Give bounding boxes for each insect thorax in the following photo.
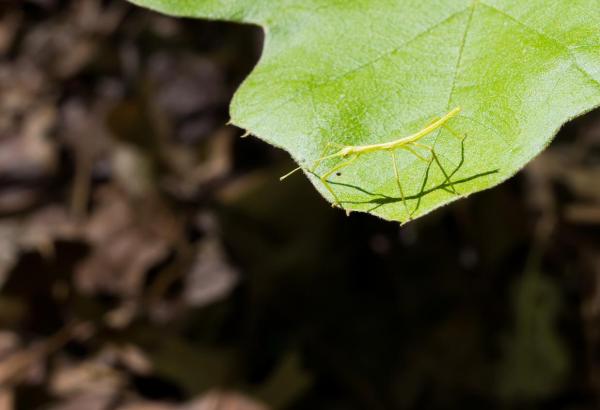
[340,147,354,157]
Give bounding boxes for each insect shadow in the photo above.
[326,136,499,217]
[282,107,498,220]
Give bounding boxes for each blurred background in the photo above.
[0,1,599,409]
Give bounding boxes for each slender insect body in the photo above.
[280,106,464,220]
[340,147,354,157]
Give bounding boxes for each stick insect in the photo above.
[280,106,463,217]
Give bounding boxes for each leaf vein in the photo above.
[248,6,471,127]
[479,2,600,90]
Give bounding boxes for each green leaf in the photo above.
[128,0,600,223]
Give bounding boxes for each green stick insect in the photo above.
[280,106,463,217]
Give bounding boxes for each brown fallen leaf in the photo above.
[0,106,57,214]
[183,391,269,410]
[0,11,21,55]
[49,349,129,398]
[76,186,176,299]
[116,391,270,410]
[117,403,177,410]
[0,388,14,410]
[0,322,92,386]
[45,393,115,410]
[565,204,600,225]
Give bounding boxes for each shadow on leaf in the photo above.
[318,138,499,216]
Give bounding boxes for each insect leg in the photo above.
[400,145,429,163]
[320,154,359,209]
[390,150,411,221]
[312,141,345,171]
[401,144,458,196]
[442,124,466,141]
[280,142,344,181]
[412,142,458,195]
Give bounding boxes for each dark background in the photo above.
[0,1,599,409]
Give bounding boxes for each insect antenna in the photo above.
[280,150,345,181]
[280,166,303,181]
